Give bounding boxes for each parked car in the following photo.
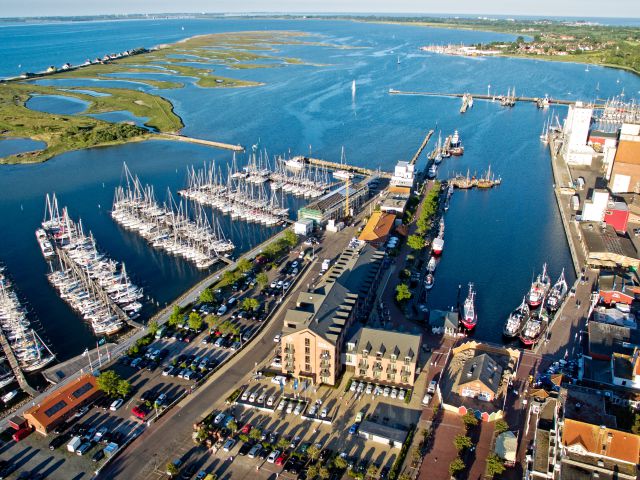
[223,438,236,452]
[48,433,70,450]
[427,380,437,394]
[248,444,262,459]
[267,450,280,463]
[320,407,328,418]
[109,398,124,411]
[76,442,92,456]
[349,423,360,435]
[275,453,288,466]
[266,395,275,406]
[241,423,252,435]
[92,448,105,462]
[214,413,225,425]
[422,394,432,406]
[216,305,227,316]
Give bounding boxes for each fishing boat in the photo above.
[284,157,305,170]
[427,256,437,273]
[439,218,445,237]
[35,228,55,259]
[427,164,438,179]
[432,236,444,255]
[520,311,548,346]
[545,269,568,313]
[461,283,477,330]
[527,263,550,308]
[503,296,529,338]
[424,273,434,290]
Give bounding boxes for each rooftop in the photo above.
[560,385,617,428]
[598,269,640,296]
[561,418,640,465]
[588,320,640,359]
[347,326,421,361]
[580,222,639,269]
[358,211,396,243]
[282,243,384,343]
[615,138,640,166]
[459,353,503,394]
[359,420,407,444]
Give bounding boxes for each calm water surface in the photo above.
[1,19,639,360]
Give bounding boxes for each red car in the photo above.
[240,423,252,435]
[12,426,33,442]
[275,453,287,466]
[131,405,149,419]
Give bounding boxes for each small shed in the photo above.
[8,416,27,431]
[495,430,518,467]
[293,218,314,236]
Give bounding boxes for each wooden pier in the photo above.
[156,133,245,152]
[53,245,143,330]
[292,156,392,178]
[388,89,600,108]
[410,129,435,166]
[0,331,37,396]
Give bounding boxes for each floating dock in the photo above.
[0,331,37,396]
[410,129,435,166]
[293,156,391,178]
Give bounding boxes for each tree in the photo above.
[237,258,252,274]
[227,420,238,435]
[205,314,219,330]
[494,419,509,434]
[486,453,506,477]
[96,370,123,397]
[411,447,422,462]
[307,464,319,479]
[395,283,412,303]
[462,411,479,429]
[277,438,290,450]
[199,288,215,304]
[448,457,465,477]
[166,462,179,477]
[307,444,320,462]
[256,272,269,289]
[242,297,259,312]
[407,234,424,250]
[188,312,203,331]
[398,474,412,480]
[168,305,181,327]
[283,229,298,247]
[317,466,330,480]
[333,456,347,470]
[454,434,473,452]
[116,379,131,398]
[249,427,262,442]
[367,463,379,478]
[147,319,159,336]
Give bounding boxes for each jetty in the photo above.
[410,129,435,165]
[0,332,37,396]
[388,89,601,108]
[157,133,245,152]
[293,156,392,178]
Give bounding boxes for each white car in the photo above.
[350,381,357,392]
[294,403,303,415]
[308,405,317,416]
[390,388,398,399]
[267,395,276,406]
[270,281,277,288]
[427,380,437,394]
[286,402,294,414]
[216,305,227,316]
[283,281,290,290]
[383,386,391,397]
[320,407,328,418]
[267,450,280,464]
[257,393,266,404]
[278,400,287,411]
[214,412,226,424]
[241,390,250,401]
[398,389,406,401]
[357,382,365,393]
[109,398,124,411]
[365,383,373,395]
[273,334,281,343]
[249,392,257,403]
[422,394,432,406]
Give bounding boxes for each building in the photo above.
[578,221,640,269]
[390,161,415,189]
[358,211,396,247]
[562,102,595,166]
[587,320,640,361]
[24,374,100,435]
[344,326,421,387]
[603,200,630,233]
[561,419,640,468]
[293,218,314,236]
[528,398,559,479]
[495,431,518,467]
[297,183,369,226]
[611,349,640,390]
[581,189,609,222]
[280,243,385,385]
[610,124,640,193]
[458,353,503,402]
[358,420,407,448]
[597,270,640,305]
[381,186,411,215]
[429,309,459,336]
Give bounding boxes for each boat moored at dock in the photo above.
[503,296,529,338]
[527,263,551,308]
[461,283,477,330]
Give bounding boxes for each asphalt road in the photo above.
[100,220,366,479]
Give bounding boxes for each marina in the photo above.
[112,164,234,269]
[39,194,143,336]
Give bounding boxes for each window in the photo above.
[305,363,311,372]
[305,355,311,364]
[305,338,310,346]
[404,356,411,365]
[71,382,94,399]
[362,350,368,358]
[305,347,310,354]
[44,400,68,418]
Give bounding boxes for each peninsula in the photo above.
[0,31,313,164]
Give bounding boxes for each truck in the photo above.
[321,259,331,273]
[571,195,580,211]
[67,436,82,453]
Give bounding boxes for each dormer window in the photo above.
[362,350,368,358]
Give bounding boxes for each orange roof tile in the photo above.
[615,140,640,166]
[358,211,395,243]
[562,418,640,464]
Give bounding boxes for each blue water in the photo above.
[1,18,639,361]
[0,137,45,157]
[88,110,151,129]
[26,94,90,115]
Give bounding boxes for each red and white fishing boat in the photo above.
[461,283,477,330]
[527,263,550,308]
[432,236,444,255]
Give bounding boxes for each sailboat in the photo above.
[351,80,356,99]
[333,146,354,180]
[397,55,400,65]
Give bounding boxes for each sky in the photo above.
[4,1,640,18]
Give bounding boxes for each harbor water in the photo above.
[1,18,639,361]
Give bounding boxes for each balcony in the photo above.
[386,366,397,375]
[284,346,295,354]
[320,368,331,377]
[373,363,383,373]
[359,369,368,376]
[358,360,369,369]
[321,352,331,359]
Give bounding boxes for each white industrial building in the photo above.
[390,161,415,188]
[581,189,609,222]
[563,102,595,166]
